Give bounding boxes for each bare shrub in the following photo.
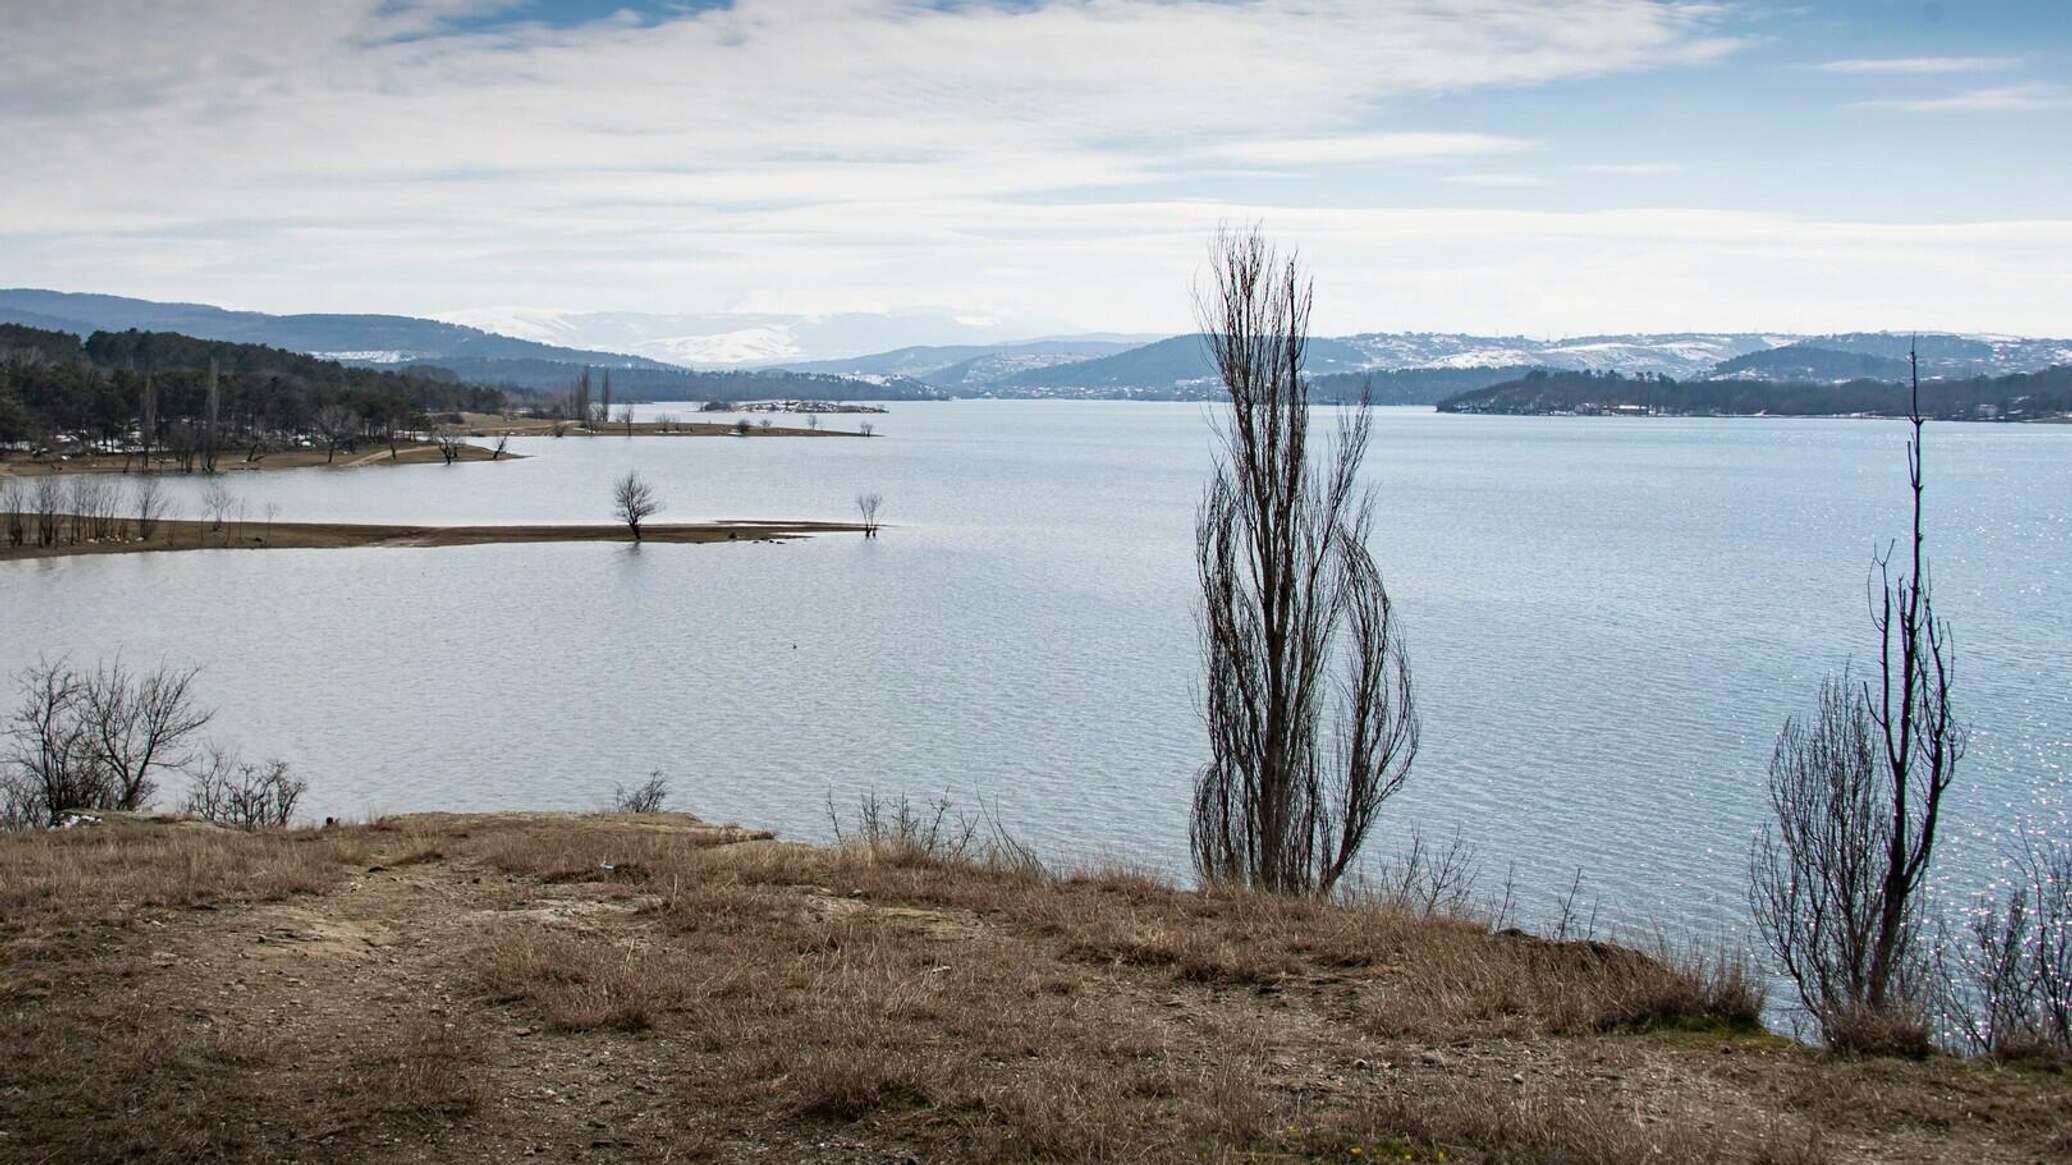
[183,750,307,829]
[827,788,1037,875]
[1937,833,2071,1058]
[611,771,669,814]
[1365,825,1483,917]
[854,491,882,537]
[1191,225,1417,897]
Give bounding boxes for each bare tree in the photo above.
[131,474,167,542]
[1188,226,1418,897]
[600,368,613,429]
[613,470,661,540]
[138,371,158,471]
[1,478,24,547]
[805,413,820,432]
[313,405,359,463]
[436,432,468,465]
[201,357,222,474]
[858,421,875,437]
[619,404,636,436]
[491,434,509,461]
[201,479,235,537]
[734,418,752,437]
[2,659,213,823]
[1751,344,1964,1052]
[855,492,883,538]
[32,474,62,546]
[78,660,214,810]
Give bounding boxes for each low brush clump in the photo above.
[2,810,2065,1164]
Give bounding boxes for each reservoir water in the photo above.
[5,402,2067,938]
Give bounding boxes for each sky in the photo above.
[2,0,2069,338]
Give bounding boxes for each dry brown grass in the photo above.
[0,814,366,929]
[2,812,2064,1164]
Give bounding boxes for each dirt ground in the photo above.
[1,813,2065,1164]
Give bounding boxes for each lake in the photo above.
[5,402,2067,939]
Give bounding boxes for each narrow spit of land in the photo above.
[455,412,865,439]
[0,518,867,561]
[1,812,2064,1164]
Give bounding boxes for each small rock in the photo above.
[1510,1072,1526,1085]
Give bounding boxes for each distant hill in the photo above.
[1308,365,1545,406]
[966,334,1375,399]
[1436,366,2072,421]
[1707,344,1912,383]
[780,339,1141,387]
[425,356,944,402]
[0,289,678,375]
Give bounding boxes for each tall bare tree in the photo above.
[201,357,222,474]
[601,368,613,428]
[613,470,661,540]
[855,492,883,537]
[1751,343,1964,1050]
[1189,227,1418,897]
[138,370,158,471]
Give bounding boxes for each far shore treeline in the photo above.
[0,323,501,453]
[1437,365,2072,421]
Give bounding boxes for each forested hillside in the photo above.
[1436,366,2072,421]
[0,324,500,461]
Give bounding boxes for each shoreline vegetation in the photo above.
[1435,367,2072,422]
[2,808,2064,1164]
[0,439,509,478]
[0,517,867,561]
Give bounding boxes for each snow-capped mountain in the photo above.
[1338,332,1787,379]
[432,307,1114,368]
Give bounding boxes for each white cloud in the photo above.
[1196,133,1537,166]
[10,1,2066,337]
[1573,163,1686,176]
[1852,82,2070,112]
[1442,174,1552,188]
[1810,56,2018,75]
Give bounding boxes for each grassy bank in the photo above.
[2,811,2063,1163]
[0,518,866,561]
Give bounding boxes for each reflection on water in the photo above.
[5,402,2068,937]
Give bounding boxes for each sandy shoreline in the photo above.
[0,518,868,561]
